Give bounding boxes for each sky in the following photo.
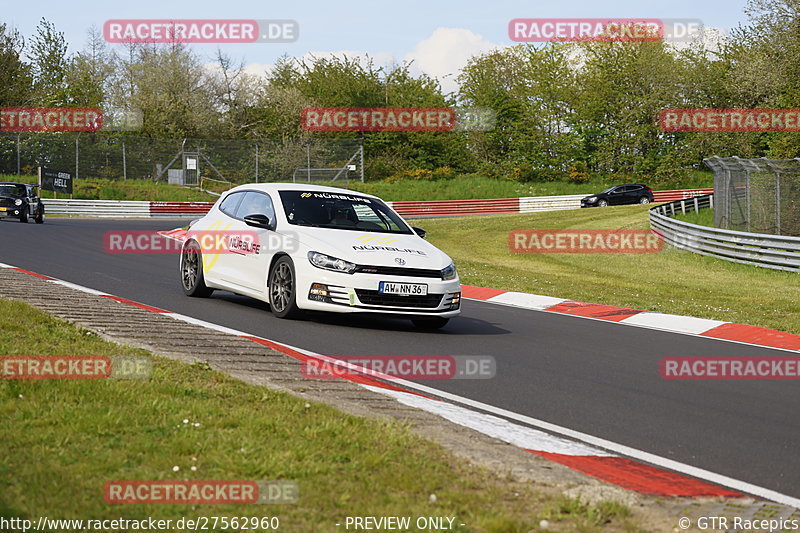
[4,0,752,94]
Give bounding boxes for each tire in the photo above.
[268,256,301,319]
[18,205,27,223]
[598,199,608,207]
[639,196,651,204]
[180,241,214,297]
[34,206,44,224]
[412,317,450,330]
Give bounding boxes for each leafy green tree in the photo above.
[29,18,69,105]
[0,23,33,106]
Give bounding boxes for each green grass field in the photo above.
[419,204,800,335]
[0,299,640,533]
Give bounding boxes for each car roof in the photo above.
[225,182,381,200]
[0,182,29,187]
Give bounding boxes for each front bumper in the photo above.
[295,267,461,317]
[580,199,598,208]
[0,206,22,217]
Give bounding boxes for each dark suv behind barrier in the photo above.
[0,182,45,223]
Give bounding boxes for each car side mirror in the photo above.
[243,214,274,230]
[412,227,427,238]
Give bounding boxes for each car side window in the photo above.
[235,191,275,222]
[627,185,642,192]
[219,192,244,218]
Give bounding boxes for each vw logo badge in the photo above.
[394,257,406,265]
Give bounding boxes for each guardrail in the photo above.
[42,199,152,218]
[650,194,800,272]
[42,188,716,219]
[390,188,714,218]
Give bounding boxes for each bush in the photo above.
[567,162,590,183]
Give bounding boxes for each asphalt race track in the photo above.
[2,218,799,498]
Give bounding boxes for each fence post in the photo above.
[681,200,686,215]
[694,197,698,213]
[745,167,751,232]
[75,133,80,179]
[122,141,127,181]
[775,170,781,235]
[16,133,21,175]
[306,143,311,182]
[359,134,365,182]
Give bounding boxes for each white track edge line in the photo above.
[5,261,800,506]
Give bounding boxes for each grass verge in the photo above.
[420,204,800,335]
[0,299,640,533]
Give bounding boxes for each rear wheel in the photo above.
[18,206,27,223]
[180,241,214,297]
[268,256,301,319]
[412,317,449,330]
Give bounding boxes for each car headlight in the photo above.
[441,262,457,280]
[308,251,357,274]
[586,196,597,203]
[14,199,22,206]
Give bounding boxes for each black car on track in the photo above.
[580,184,654,208]
[0,182,45,223]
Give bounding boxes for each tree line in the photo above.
[1,0,798,186]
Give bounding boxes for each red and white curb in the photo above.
[2,260,799,508]
[461,286,800,352]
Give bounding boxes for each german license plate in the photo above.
[379,282,428,296]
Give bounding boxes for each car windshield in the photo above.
[279,190,413,234]
[0,184,26,196]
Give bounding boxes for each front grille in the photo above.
[355,289,443,308]
[354,265,442,278]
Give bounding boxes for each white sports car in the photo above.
[179,183,461,329]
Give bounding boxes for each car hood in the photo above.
[287,227,453,269]
[0,194,22,200]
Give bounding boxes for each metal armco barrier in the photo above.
[42,188,715,219]
[389,197,520,217]
[650,194,800,272]
[42,199,152,218]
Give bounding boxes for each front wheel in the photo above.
[18,206,28,223]
[597,199,608,207]
[412,317,449,330]
[639,196,651,204]
[34,207,44,224]
[180,241,214,297]
[268,256,301,319]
